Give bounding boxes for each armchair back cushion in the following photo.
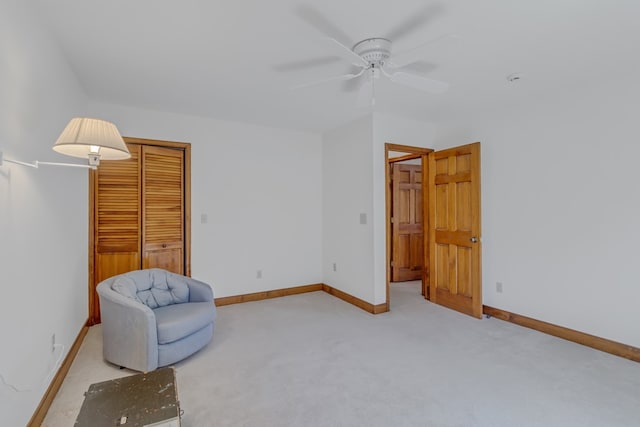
[111,269,191,309]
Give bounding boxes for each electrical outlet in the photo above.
[332,263,337,272]
[51,333,56,353]
[496,282,503,293]
[256,270,262,279]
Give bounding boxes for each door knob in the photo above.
[470,236,478,243]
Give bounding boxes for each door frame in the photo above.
[385,143,433,310]
[88,137,192,325]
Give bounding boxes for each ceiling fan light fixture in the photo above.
[353,38,392,66]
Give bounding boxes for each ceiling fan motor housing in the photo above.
[353,38,392,67]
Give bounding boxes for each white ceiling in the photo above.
[37,0,640,133]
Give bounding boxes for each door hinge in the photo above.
[391,217,394,224]
[390,261,395,267]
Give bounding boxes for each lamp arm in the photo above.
[2,157,38,168]
[36,161,95,169]
[0,151,95,170]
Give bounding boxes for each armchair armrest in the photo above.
[186,277,214,303]
[97,281,159,372]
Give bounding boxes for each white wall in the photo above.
[87,102,323,298]
[435,74,640,347]
[0,1,89,425]
[322,116,375,302]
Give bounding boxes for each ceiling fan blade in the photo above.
[294,5,354,47]
[291,69,365,90]
[386,70,449,94]
[356,76,374,108]
[384,3,444,42]
[273,56,342,72]
[342,65,366,92]
[326,37,369,67]
[293,6,367,67]
[389,34,460,69]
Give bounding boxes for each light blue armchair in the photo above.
[96,269,216,372]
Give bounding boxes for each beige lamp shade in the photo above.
[52,117,130,162]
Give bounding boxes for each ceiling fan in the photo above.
[288,4,456,107]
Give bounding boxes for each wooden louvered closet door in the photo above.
[141,146,184,273]
[92,144,142,324]
[90,139,190,324]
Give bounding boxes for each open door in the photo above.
[428,142,482,318]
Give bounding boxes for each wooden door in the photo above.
[428,142,482,318]
[92,144,142,322]
[391,164,424,282]
[142,146,184,274]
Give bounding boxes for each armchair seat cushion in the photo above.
[155,302,216,345]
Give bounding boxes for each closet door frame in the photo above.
[88,137,191,325]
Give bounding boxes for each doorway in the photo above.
[385,143,432,308]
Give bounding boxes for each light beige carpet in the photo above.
[44,282,640,426]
